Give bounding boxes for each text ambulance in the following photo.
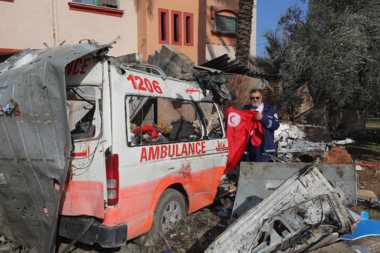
[58,46,229,247]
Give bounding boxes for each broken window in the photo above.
[66,87,100,140]
[127,96,203,146]
[197,102,224,139]
[72,0,118,9]
[213,14,238,34]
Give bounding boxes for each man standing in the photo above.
[242,89,279,162]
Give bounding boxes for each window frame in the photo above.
[158,8,170,44]
[68,0,124,17]
[213,13,238,35]
[171,10,182,46]
[126,96,205,147]
[183,12,194,47]
[72,0,119,9]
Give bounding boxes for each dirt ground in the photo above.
[56,204,232,253]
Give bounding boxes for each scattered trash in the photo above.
[218,224,227,228]
[341,212,380,240]
[357,163,380,167]
[307,232,339,251]
[217,211,228,217]
[348,209,363,223]
[332,138,355,145]
[357,189,378,203]
[356,164,364,171]
[0,235,6,243]
[197,232,206,245]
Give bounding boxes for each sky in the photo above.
[256,0,308,56]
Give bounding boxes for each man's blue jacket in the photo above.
[242,102,280,154]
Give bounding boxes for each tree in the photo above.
[253,0,380,122]
[236,0,254,65]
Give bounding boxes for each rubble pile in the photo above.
[148,44,194,79]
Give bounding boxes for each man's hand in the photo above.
[255,113,263,121]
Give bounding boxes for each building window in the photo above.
[213,14,238,34]
[183,12,194,46]
[171,10,182,45]
[72,0,118,9]
[158,8,169,44]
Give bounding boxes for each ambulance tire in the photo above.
[135,188,186,246]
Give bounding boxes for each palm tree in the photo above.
[235,0,254,65]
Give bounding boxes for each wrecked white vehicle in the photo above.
[207,162,357,253]
[0,41,229,252]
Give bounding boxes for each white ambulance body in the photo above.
[58,53,228,247]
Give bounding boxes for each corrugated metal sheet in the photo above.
[200,54,278,79]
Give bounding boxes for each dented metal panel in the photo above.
[0,42,110,252]
[232,162,356,221]
[207,165,357,253]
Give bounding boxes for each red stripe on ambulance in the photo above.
[140,142,206,162]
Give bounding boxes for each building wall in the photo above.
[204,0,257,61]
[1,0,256,63]
[137,0,200,64]
[0,0,53,50]
[0,0,138,57]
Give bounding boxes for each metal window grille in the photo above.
[72,0,118,9]
[213,14,238,34]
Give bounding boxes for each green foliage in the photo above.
[367,115,380,126]
[253,0,380,117]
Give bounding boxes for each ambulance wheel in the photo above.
[135,188,186,245]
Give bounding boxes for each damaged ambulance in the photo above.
[0,40,228,252]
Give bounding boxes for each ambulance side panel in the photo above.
[106,67,228,239]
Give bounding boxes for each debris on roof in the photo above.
[200,54,278,80]
[148,44,194,79]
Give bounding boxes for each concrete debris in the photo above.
[275,123,331,160]
[116,52,143,64]
[274,123,355,162]
[357,189,378,203]
[148,44,194,79]
[332,138,355,145]
[0,244,12,251]
[277,138,331,160]
[274,123,307,142]
[207,163,357,253]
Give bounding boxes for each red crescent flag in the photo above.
[224,107,263,174]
